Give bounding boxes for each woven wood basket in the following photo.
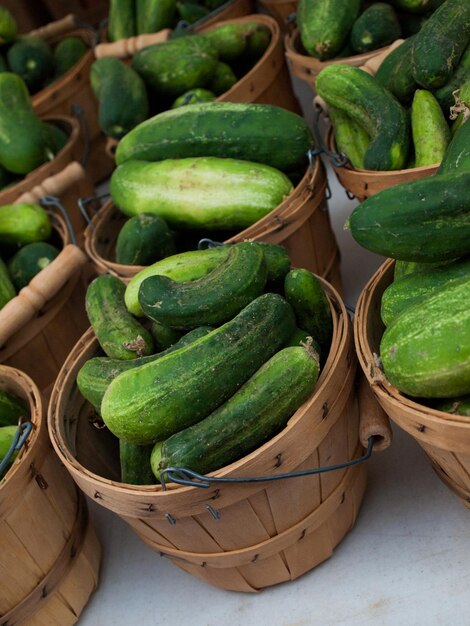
[258,0,297,32]
[83,158,342,292]
[0,210,89,397]
[48,276,391,592]
[0,364,101,625]
[354,259,470,509]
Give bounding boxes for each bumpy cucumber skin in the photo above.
[0,389,27,427]
[438,115,470,174]
[297,0,361,61]
[101,293,296,444]
[350,3,402,54]
[411,90,450,167]
[85,275,154,360]
[202,25,248,61]
[0,204,51,246]
[110,157,293,231]
[138,242,267,329]
[152,345,319,478]
[411,0,470,89]
[0,258,16,309]
[381,277,470,398]
[328,106,369,169]
[136,0,175,34]
[108,0,136,41]
[8,242,59,290]
[349,171,470,262]
[77,327,213,413]
[434,46,470,115]
[115,102,313,174]
[171,88,215,108]
[375,36,417,104]
[119,440,156,484]
[316,63,409,171]
[381,257,470,326]
[115,213,176,266]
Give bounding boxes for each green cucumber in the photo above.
[91,58,149,140]
[328,106,370,170]
[381,257,470,326]
[43,122,68,155]
[150,322,183,350]
[8,242,59,290]
[350,3,401,54]
[390,0,443,12]
[438,112,470,174]
[136,0,176,34]
[108,0,136,41]
[449,81,470,135]
[0,425,18,478]
[411,0,470,89]
[171,88,215,108]
[208,61,237,96]
[85,275,154,360]
[411,90,450,167]
[110,157,293,231]
[434,396,470,417]
[176,2,209,22]
[434,45,470,115]
[0,204,51,246]
[0,6,17,44]
[52,37,87,78]
[7,36,53,93]
[138,242,267,329]
[115,213,176,266]
[375,36,418,104]
[77,326,213,413]
[393,259,453,281]
[202,22,262,62]
[380,277,470,398]
[349,171,470,262]
[0,258,16,309]
[316,63,409,171]
[284,268,333,358]
[152,345,319,478]
[120,440,156,484]
[297,0,361,60]
[101,292,296,444]
[0,389,27,427]
[131,36,218,99]
[115,102,313,174]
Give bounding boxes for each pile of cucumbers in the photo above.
[0,5,87,95]
[0,387,29,480]
[91,21,272,139]
[77,243,333,484]
[0,203,60,309]
[349,113,470,412]
[297,0,447,61]
[315,0,470,171]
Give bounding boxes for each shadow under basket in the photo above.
[354,259,470,509]
[84,158,342,293]
[0,365,101,626]
[48,277,391,592]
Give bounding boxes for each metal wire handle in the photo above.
[71,103,89,167]
[173,0,240,36]
[197,238,225,250]
[0,419,32,477]
[159,435,375,489]
[40,196,77,246]
[78,192,110,229]
[312,103,350,168]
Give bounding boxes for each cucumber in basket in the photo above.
[0,203,51,246]
[0,258,16,309]
[115,213,176,266]
[0,388,26,427]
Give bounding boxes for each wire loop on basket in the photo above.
[159,435,375,490]
[78,192,110,229]
[71,103,90,167]
[312,103,349,168]
[41,196,77,245]
[0,418,33,477]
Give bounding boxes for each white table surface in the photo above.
[78,79,470,626]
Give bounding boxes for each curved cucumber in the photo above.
[152,345,320,478]
[328,106,369,170]
[411,90,450,167]
[101,293,296,444]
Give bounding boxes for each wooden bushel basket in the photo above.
[0,365,101,625]
[257,0,297,32]
[83,157,342,292]
[354,259,470,509]
[0,209,89,397]
[48,277,391,592]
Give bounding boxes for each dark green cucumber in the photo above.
[176,2,209,23]
[316,63,409,171]
[0,389,27,427]
[411,0,470,89]
[350,3,401,54]
[43,122,68,155]
[434,395,470,417]
[115,102,313,174]
[0,6,17,44]
[136,0,176,34]
[101,293,296,444]
[434,45,470,115]
[438,114,470,174]
[0,204,51,246]
[284,268,333,358]
[138,242,267,329]
[381,257,470,326]
[390,0,444,13]
[86,275,154,360]
[119,440,155,484]
[108,0,136,41]
[150,322,183,350]
[381,276,470,397]
[110,157,293,231]
[115,213,176,266]
[328,106,370,169]
[52,37,87,78]
[375,36,418,104]
[7,36,53,93]
[131,36,218,99]
[393,259,453,281]
[202,22,263,62]
[297,0,361,60]
[208,61,237,96]
[77,326,213,413]
[151,345,319,478]
[411,90,450,166]
[0,258,16,308]
[91,58,149,140]
[349,171,470,262]
[449,81,470,134]
[171,88,215,108]
[8,242,59,290]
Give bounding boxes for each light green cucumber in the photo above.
[328,106,370,169]
[411,90,450,166]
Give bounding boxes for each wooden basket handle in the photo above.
[94,29,171,59]
[361,39,405,76]
[358,374,392,451]
[29,14,76,39]
[15,162,86,205]
[0,245,87,348]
